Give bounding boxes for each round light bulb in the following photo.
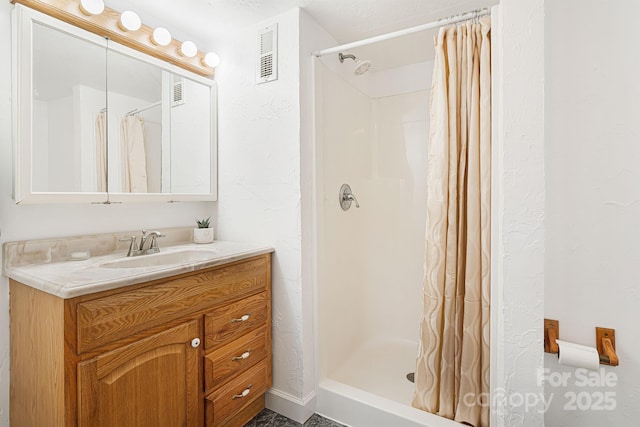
[180,41,197,58]
[202,52,220,68]
[151,27,171,46]
[118,11,141,32]
[79,0,104,16]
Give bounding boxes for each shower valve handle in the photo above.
[339,184,360,211]
[344,193,360,208]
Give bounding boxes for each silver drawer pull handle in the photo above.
[232,384,252,400]
[231,314,251,323]
[231,349,252,361]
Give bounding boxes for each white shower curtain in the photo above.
[95,112,107,192]
[120,116,148,193]
[413,16,491,427]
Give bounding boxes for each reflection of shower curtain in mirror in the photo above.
[121,116,148,192]
[143,122,162,193]
[95,112,107,192]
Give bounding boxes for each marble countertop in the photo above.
[3,229,273,299]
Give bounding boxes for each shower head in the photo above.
[353,59,371,75]
[338,52,371,76]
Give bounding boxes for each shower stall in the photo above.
[313,28,461,427]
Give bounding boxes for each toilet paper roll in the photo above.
[556,339,600,371]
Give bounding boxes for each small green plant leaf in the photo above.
[196,217,211,229]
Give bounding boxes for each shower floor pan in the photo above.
[317,339,460,427]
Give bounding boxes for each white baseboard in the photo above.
[265,388,316,424]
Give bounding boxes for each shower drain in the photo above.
[406,372,415,383]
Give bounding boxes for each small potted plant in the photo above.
[193,217,214,244]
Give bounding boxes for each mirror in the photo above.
[32,21,107,194]
[106,44,214,196]
[12,5,217,203]
[106,45,163,194]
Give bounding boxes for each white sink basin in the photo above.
[100,249,218,269]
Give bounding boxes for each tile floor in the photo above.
[244,409,346,427]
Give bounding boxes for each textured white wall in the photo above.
[0,3,215,425]
[214,7,305,402]
[491,0,545,425]
[544,1,640,425]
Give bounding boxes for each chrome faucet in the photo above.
[119,230,165,257]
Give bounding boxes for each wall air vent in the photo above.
[257,24,278,84]
[172,79,185,107]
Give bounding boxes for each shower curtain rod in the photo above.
[127,101,161,116]
[312,8,490,57]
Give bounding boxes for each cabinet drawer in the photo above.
[204,292,268,350]
[77,256,268,353]
[204,327,267,393]
[205,360,269,426]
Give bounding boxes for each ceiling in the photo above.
[106,0,497,54]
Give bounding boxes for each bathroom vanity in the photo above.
[4,232,273,427]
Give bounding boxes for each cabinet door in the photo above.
[78,320,202,427]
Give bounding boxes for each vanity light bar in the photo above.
[151,27,172,46]
[118,10,141,32]
[180,40,198,58]
[78,0,103,16]
[202,52,220,68]
[10,0,218,77]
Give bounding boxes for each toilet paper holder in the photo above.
[544,319,619,367]
[596,327,619,366]
[544,319,560,354]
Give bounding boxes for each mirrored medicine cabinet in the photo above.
[12,4,218,204]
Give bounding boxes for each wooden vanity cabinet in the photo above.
[77,320,202,426]
[9,253,272,427]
